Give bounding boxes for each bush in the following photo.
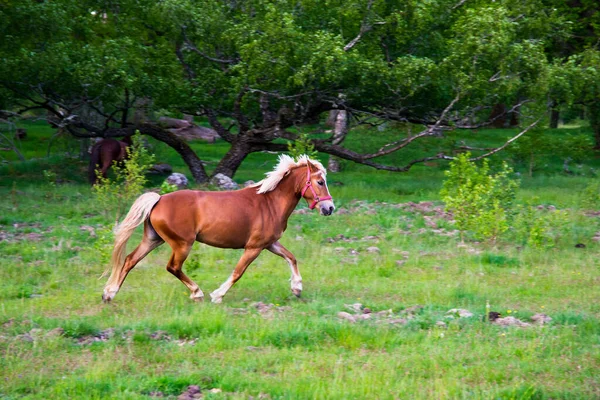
[92,132,155,222]
[440,153,519,243]
[512,199,570,248]
[287,133,318,159]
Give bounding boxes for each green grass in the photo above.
[1,121,599,399]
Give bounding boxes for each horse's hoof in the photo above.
[210,293,223,304]
[292,289,302,298]
[192,296,204,303]
[101,293,111,303]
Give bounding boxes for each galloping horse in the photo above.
[88,136,132,185]
[102,154,335,304]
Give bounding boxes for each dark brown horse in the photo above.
[102,155,335,304]
[88,136,132,184]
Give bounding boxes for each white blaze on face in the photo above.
[317,172,335,215]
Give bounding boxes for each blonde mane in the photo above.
[253,154,326,194]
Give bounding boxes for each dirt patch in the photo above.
[0,223,53,243]
[77,328,115,345]
[337,303,412,325]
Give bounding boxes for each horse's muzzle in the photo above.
[319,201,335,216]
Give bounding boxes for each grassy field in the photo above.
[1,121,599,399]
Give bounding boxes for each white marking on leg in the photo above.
[283,254,302,295]
[210,276,234,303]
[102,285,119,302]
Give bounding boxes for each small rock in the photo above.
[149,163,173,175]
[338,312,357,323]
[388,318,407,325]
[403,305,423,315]
[355,314,371,321]
[493,316,531,327]
[395,260,405,266]
[208,388,222,394]
[46,327,65,337]
[79,225,96,237]
[362,307,372,314]
[150,330,171,341]
[243,180,256,187]
[446,308,474,318]
[210,173,239,191]
[187,385,201,395]
[362,235,380,241]
[435,321,447,328]
[366,246,380,253]
[530,313,552,325]
[345,303,363,312]
[166,173,189,189]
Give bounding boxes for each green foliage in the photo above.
[287,133,317,159]
[42,170,56,187]
[2,136,600,399]
[159,180,179,195]
[92,132,155,221]
[512,199,570,248]
[581,179,600,210]
[441,153,519,243]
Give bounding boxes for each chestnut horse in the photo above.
[88,136,132,184]
[102,155,335,304]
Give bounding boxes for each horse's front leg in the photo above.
[267,241,302,297]
[210,248,262,303]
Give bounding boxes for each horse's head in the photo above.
[301,162,335,216]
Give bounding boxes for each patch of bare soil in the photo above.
[0,222,53,243]
[337,303,413,325]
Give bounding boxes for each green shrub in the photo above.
[440,153,519,243]
[581,178,600,210]
[159,180,179,195]
[512,199,570,248]
[287,133,318,159]
[92,132,155,222]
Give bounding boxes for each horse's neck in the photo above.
[264,169,303,221]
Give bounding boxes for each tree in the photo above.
[1,0,564,179]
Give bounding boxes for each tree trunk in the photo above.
[549,100,559,129]
[589,102,600,149]
[139,125,209,183]
[213,140,251,177]
[327,110,349,173]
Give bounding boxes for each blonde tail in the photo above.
[103,192,161,293]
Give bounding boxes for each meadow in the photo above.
[0,121,599,399]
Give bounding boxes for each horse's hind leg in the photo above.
[165,242,204,301]
[102,227,164,302]
[267,241,302,297]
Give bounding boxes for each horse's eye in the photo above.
[317,180,324,186]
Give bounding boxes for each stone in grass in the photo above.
[177,385,202,400]
[338,311,357,323]
[530,313,552,325]
[366,246,380,253]
[493,316,531,327]
[210,173,239,191]
[166,173,189,189]
[344,303,363,313]
[446,308,474,318]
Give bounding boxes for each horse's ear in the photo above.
[305,158,315,172]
